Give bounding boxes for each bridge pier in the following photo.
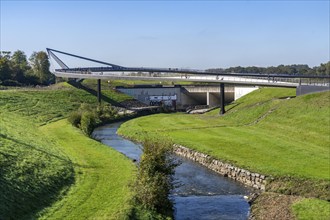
[220,83,225,115]
[97,79,101,103]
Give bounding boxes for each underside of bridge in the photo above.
[117,84,235,112]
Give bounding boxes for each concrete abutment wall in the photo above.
[117,85,256,110]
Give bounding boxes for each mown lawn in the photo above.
[0,109,74,219]
[118,88,330,180]
[0,83,136,219]
[292,198,330,220]
[39,120,135,219]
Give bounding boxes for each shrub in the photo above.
[133,139,178,218]
[80,111,96,135]
[97,104,117,121]
[67,103,119,136]
[2,79,22,86]
[68,111,82,127]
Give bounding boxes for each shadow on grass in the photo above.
[68,80,123,107]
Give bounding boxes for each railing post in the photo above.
[97,79,101,103]
[220,83,225,115]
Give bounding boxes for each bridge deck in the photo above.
[54,72,299,88]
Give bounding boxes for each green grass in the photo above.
[0,110,74,219]
[292,198,330,220]
[118,87,330,217]
[0,83,99,125]
[38,120,135,219]
[0,83,136,219]
[82,78,195,88]
[80,79,134,103]
[118,88,330,180]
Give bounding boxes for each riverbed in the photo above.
[92,122,252,220]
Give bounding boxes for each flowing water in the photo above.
[92,122,252,220]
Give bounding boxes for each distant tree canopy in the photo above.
[207,62,330,76]
[0,50,55,86]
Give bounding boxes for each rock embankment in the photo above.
[173,144,267,190]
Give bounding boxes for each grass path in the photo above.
[38,120,136,219]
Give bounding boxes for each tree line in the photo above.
[207,62,330,76]
[0,50,55,86]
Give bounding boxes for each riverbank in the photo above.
[118,88,330,219]
[94,122,252,219]
[39,120,135,219]
[0,83,137,219]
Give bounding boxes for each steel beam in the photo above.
[220,83,225,115]
[97,79,101,103]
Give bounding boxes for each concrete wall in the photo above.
[117,86,181,104]
[183,85,235,107]
[296,85,330,96]
[234,86,259,100]
[117,85,236,109]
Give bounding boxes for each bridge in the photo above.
[47,48,330,114]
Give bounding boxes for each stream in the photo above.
[92,122,252,220]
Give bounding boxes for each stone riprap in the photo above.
[173,144,267,190]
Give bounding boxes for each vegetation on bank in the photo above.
[129,139,177,219]
[68,103,120,135]
[0,82,136,219]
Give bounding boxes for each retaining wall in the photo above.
[173,144,267,190]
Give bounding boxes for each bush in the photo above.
[133,139,178,218]
[2,79,22,86]
[68,111,82,127]
[80,111,96,135]
[67,103,120,136]
[97,104,117,121]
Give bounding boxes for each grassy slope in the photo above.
[292,198,330,220]
[0,83,135,219]
[118,88,330,180]
[0,109,73,219]
[118,87,330,219]
[39,120,135,219]
[82,78,194,88]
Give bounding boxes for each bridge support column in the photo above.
[220,83,225,115]
[97,79,101,103]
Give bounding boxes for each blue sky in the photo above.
[1,1,329,69]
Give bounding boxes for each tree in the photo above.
[29,51,54,85]
[0,56,12,82]
[315,62,330,75]
[11,50,30,83]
